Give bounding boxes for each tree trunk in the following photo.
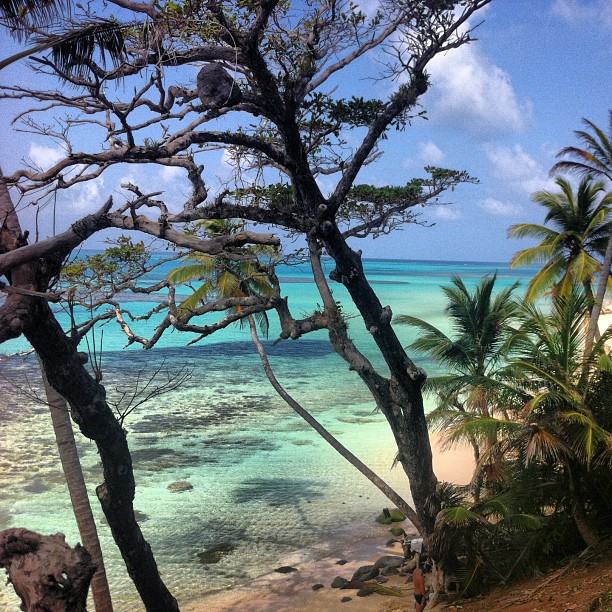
[24,304,180,612]
[312,229,440,534]
[0,176,178,612]
[39,359,114,612]
[585,232,612,355]
[248,316,423,533]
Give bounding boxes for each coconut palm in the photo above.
[167,219,277,334]
[551,112,612,352]
[509,176,612,302]
[394,274,521,500]
[477,288,612,546]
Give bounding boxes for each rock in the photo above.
[374,555,404,569]
[381,566,400,576]
[196,64,242,109]
[357,587,374,597]
[197,543,234,564]
[312,583,324,591]
[341,596,352,602]
[386,538,400,546]
[376,508,407,524]
[167,480,193,492]
[336,559,348,565]
[275,566,298,574]
[389,527,405,537]
[331,576,349,589]
[376,576,389,584]
[351,565,379,582]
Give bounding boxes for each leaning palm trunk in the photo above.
[585,232,612,355]
[40,359,114,612]
[248,316,422,533]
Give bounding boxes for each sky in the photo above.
[0,0,611,263]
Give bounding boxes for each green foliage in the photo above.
[62,236,149,296]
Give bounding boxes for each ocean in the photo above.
[0,258,535,610]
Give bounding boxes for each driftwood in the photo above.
[0,528,95,611]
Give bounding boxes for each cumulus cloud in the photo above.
[28,144,64,171]
[70,176,105,211]
[479,197,522,217]
[427,44,530,139]
[551,0,612,29]
[486,144,553,194]
[159,165,184,182]
[433,205,462,221]
[418,141,444,164]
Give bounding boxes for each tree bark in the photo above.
[309,230,440,534]
[248,316,423,533]
[40,360,114,612]
[585,232,612,355]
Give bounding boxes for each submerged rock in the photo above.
[335,559,348,565]
[167,480,193,492]
[389,527,405,537]
[197,543,235,564]
[312,583,324,591]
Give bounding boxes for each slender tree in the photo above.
[395,275,520,500]
[551,112,612,352]
[509,176,612,302]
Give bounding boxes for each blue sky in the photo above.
[1,0,611,263]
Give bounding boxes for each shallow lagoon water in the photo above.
[0,259,534,610]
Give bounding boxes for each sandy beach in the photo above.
[182,434,474,612]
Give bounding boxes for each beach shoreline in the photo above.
[181,433,475,612]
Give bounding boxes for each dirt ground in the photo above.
[443,555,612,612]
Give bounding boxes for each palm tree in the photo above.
[40,363,114,612]
[394,274,521,500]
[551,112,612,352]
[167,219,277,334]
[509,176,612,302]
[506,288,612,546]
[0,0,130,75]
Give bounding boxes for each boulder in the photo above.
[381,566,399,576]
[331,576,349,589]
[351,564,379,582]
[374,555,404,569]
[197,543,234,564]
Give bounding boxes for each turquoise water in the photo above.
[0,259,534,610]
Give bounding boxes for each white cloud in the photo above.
[433,206,462,221]
[486,144,553,194]
[552,0,612,29]
[28,144,64,171]
[427,44,530,139]
[418,141,444,164]
[70,176,105,211]
[479,197,522,217]
[159,165,184,182]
